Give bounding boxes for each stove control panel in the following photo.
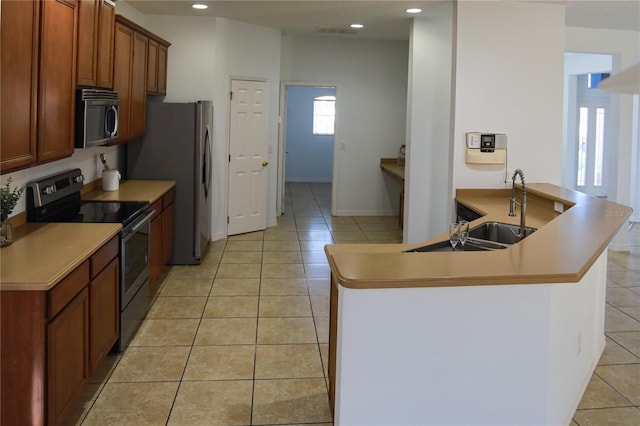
[27,168,84,208]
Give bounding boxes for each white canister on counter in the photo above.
[102,169,121,191]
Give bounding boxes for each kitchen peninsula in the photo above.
[325,183,632,426]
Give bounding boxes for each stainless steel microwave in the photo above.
[75,89,119,148]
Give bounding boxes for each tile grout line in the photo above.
[163,240,226,425]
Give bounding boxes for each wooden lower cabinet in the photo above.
[162,201,175,265]
[47,287,89,426]
[149,188,175,296]
[89,257,119,374]
[0,236,119,425]
[149,208,163,285]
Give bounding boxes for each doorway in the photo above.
[563,53,616,199]
[277,83,337,215]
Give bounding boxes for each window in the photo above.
[313,96,336,135]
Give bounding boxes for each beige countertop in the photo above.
[0,223,121,291]
[380,158,405,181]
[1,180,175,291]
[83,179,175,203]
[325,183,632,289]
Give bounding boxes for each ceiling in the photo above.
[126,0,640,40]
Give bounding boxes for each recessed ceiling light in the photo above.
[350,23,364,29]
[192,4,208,10]
[406,8,423,14]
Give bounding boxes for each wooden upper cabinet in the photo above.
[147,38,158,93]
[96,0,115,88]
[157,44,168,94]
[0,0,39,173]
[147,39,169,95]
[37,0,78,164]
[130,31,148,139]
[113,21,133,141]
[76,0,98,87]
[77,0,114,88]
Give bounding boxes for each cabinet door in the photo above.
[96,0,115,88]
[162,203,174,265]
[130,31,148,139]
[76,0,99,87]
[0,0,39,173]
[157,44,168,95]
[147,38,158,93]
[150,214,163,285]
[89,257,119,375]
[47,287,89,426]
[113,22,133,140]
[38,0,78,164]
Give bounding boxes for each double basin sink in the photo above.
[406,222,537,253]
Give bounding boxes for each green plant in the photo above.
[0,178,26,222]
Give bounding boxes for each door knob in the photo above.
[262,161,269,167]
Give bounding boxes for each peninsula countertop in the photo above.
[324,183,632,289]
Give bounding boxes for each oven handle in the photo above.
[125,209,155,236]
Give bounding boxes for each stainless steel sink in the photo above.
[403,222,537,253]
[405,238,509,252]
[468,221,536,245]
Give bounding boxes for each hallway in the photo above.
[66,183,639,425]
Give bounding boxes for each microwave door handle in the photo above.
[105,106,118,137]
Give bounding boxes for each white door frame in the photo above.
[277,81,339,216]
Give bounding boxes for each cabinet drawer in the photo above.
[150,199,162,221]
[90,236,119,279]
[49,261,90,319]
[162,188,175,209]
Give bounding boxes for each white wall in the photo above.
[451,1,566,190]
[114,0,146,25]
[281,35,409,216]
[404,4,455,244]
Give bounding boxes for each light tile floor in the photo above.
[66,183,639,425]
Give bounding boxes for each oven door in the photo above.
[121,209,154,309]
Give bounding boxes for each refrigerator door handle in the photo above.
[203,126,212,198]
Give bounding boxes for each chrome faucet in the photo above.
[508,169,527,241]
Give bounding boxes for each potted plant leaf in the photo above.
[1,178,26,247]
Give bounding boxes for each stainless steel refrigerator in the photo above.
[127,100,213,265]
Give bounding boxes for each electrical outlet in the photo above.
[554,201,564,214]
[340,141,347,151]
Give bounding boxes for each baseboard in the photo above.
[609,242,630,252]
[211,231,227,242]
[332,209,396,217]
[285,178,332,183]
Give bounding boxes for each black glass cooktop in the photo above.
[30,192,149,227]
[73,201,149,227]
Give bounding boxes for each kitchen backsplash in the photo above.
[0,145,122,220]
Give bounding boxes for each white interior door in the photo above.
[228,79,269,235]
